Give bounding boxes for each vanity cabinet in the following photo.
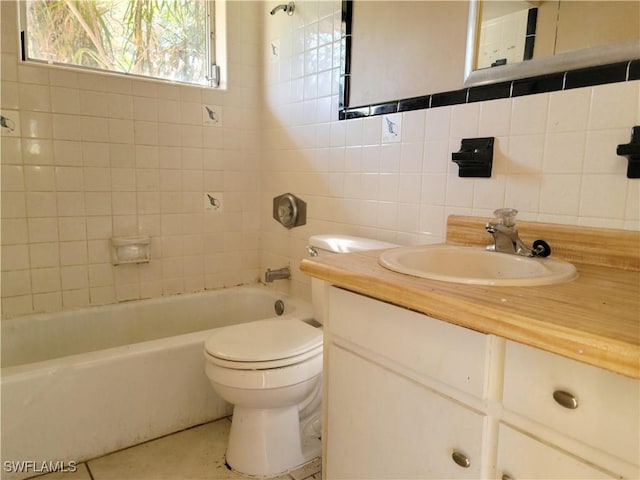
[323,286,640,480]
[325,287,493,479]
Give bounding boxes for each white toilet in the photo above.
[204,234,397,478]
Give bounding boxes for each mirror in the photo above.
[465,0,640,86]
[344,0,640,111]
[348,1,468,106]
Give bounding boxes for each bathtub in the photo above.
[1,285,312,480]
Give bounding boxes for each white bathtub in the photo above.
[1,285,312,480]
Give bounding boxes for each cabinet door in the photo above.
[496,424,616,480]
[326,346,485,479]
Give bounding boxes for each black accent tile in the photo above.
[526,8,538,35]
[629,60,640,80]
[564,62,628,89]
[344,106,370,119]
[370,102,398,116]
[398,95,431,112]
[20,31,26,61]
[342,0,352,36]
[343,36,352,76]
[431,89,468,108]
[523,36,535,61]
[512,73,565,97]
[467,82,512,103]
[339,75,349,109]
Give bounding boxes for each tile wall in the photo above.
[260,1,640,299]
[1,1,264,318]
[2,0,639,317]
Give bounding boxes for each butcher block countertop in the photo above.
[300,216,640,379]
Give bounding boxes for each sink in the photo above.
[379,244,577,286]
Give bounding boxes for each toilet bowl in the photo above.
[204,318,323,477]
[204,235,397,477]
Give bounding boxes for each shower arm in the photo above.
[270,1,295,16]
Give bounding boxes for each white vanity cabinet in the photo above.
[324,287,494,479]
[322,286,640,480]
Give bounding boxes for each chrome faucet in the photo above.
[265,266,291,283]
[485,208,550,257]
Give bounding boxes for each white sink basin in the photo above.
[379,244,577,286]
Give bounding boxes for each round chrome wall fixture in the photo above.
[273,193,307,229]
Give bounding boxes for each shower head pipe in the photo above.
[270,1,295,15]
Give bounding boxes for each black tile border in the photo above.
[339,0,640,120]
[564,61,629,89]
[467,81,512,103]
[630,60,640,80]
[398,95,430,112]
[511,72,564,97]
[431,89,468,108]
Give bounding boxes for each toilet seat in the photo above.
[206,344,323,370]
[205,318,322,370]
[205,351,323,390]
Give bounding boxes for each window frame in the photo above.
[18,0,220,88]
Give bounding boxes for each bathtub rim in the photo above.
[1,285,313,376]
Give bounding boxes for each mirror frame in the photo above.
[339,0,640,120]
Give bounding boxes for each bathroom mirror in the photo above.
[464,0,640,86]
[345,0,640,110]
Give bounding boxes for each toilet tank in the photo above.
[307,235,398,324]
[308,234,398,255]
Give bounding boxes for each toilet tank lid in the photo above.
[308,234,397,253]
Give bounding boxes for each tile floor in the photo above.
[30,418,321,480]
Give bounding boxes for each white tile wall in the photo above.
[2,0,639,318]
[1,1,262,318]
[260,0,640,300]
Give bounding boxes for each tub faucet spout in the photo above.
[265,266,291,283]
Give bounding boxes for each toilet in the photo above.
[204,234,397,477]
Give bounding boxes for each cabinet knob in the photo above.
[553,390,579,409]
[451,450,470,468]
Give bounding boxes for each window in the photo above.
[20,0,219,87]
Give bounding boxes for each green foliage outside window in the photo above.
[24,0,211,86]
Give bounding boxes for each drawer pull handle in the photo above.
[553,390,578,409]
[452,451,470,468]
[502,474,515,480]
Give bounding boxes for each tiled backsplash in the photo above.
[2,0,639,317]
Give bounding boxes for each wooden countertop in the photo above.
[300,217,640,379]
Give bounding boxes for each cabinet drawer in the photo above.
[327,346,485,479]
[328,287,490,398]
[503,341,640,466]
[497,423,616,479]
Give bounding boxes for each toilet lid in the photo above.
[204,319,323,363]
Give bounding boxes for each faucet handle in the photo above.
[493,208,518,227]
